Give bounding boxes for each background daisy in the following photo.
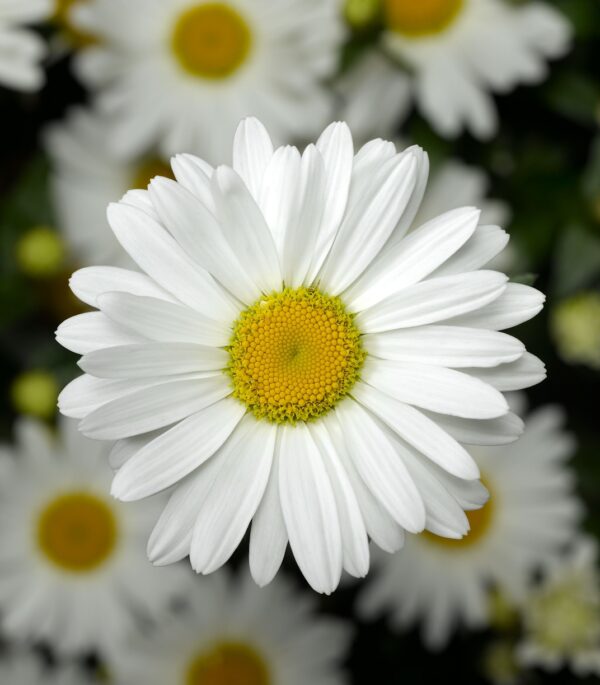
[0,651,93,684]
[358,399,581,648]
[0,417,186,656]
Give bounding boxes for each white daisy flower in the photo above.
[71,0,344,163]
[45,108,174,268]
[108,570,351,685]
[57,118,546,594]
[0,417,186,656]
[358,401,581,648]
[0,0,51,91]
[380,0,572,139]
[0,651,92,685]
[518,537,600,677]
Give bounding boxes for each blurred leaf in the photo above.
[552,225,600,297]
[542,70,600,127]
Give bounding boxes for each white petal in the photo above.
[107,202,237,322]
[249,445,288,587]
[387,146,430,245]
[69,266,174,308]
[428,411,524,446]
[109,432,163,470]
[309,421,369,578]
[278,423,342,594]
[355,270,507,332]
[432,225,510,277]
[56,312,145,355]
[345,207,479,311]
[190,416,276,573]
[148,177,260,304]
[212,166,282,293]
[98,292,230,347]
[445,283,545,330]
[319,151,418,294]
[364,325,524,368]
[363,359,509,419]
[79,343,227,378]
[233,117,274,200]
[80,375,231,440]
[170,153,214,209]
[336,400,425,532]
[464,352,546,391]
[111,398,245,500]
[353,382,478,479]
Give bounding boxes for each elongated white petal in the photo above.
[320,151,418,294]
[249,445,288,587]
[233,117,274,200]
[346,207,479,311]
[148,177,260,304]
[79,343,228,378]
[336,400,425,532]
[107,202,237,322]
[432,225,509,277]
[171,153,214,209]
[309,421,369,578]
[80,376,231,440]
[70,266,174,308]
[56,312,145,354]
[353,382,479,479]
[387,146,430,245]
[364,325,524,368]
[111,398,245,501]
[446,283,545,330]
[428,411,524,446]
[212,165,282,293]
[362,359,509,419]
[109,432,163,470]
[464,352,546,391]
[356,270,507,332]
[190,416,276,573]
[98,292,230,347]
[279,424,342,594]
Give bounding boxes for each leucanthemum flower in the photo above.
[57,118,546,594]
[0,417,186,656]
[0,651,92,685]
[108,570,351,685]
[518,537,600,677]
[71,0,343,163]
[380,0,571,139]
[358,401,581,648]
[45,108,174,268]
[0,0,50,91]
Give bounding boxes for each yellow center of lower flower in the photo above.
[227,288,366,424]
[54,0,97,47]
[37,492,118,572]
[131,157,174,190]
[383,0,464,37]
[185,642,270,685]
[171,3,252,79]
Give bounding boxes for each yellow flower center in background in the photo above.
[172,3,252,79]
[54,0,97,48]
[383,0,464,37]
[228,288,366,424]
[186,642,269,685]
[37,493,118,572]
[131,157,175,190]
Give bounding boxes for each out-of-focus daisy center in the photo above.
[186,642,269,685]
[171,3,252,79]
[227,288,366,424]
[383,0,464,37]
[54,0,97,47]
[131,157,174,190]
[37,492,117,572]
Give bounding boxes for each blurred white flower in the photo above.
[518,537,600,677]
[0,0,50,91]
[45,108,174,268]
[358,402,581,649]
[0,417,187,656]
[380,0,571,139]
[109,570,351,685]
[57,118,545,594]
[70,0,344,163]
[0,651,92,684]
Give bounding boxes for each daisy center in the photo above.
[185,642,269,685]
[131,157,174,190]
[171,3,252,79]
[37,492,117,572]
[227,288,366,424]
[383,0,464,37]
[54,0,97,47]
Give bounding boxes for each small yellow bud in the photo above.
[11,370,59,420]
[551,292,600,370]
[481,640,520,685]
[16,226,66,278]
[344,0,381,29]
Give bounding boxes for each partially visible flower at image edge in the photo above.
[56,117,546,593]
